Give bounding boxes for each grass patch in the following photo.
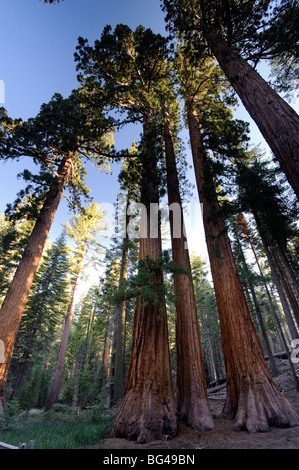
[0,417,111,449]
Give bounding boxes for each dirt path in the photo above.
[96,361,299,449]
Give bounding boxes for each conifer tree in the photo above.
[9,232,71,403]
[160,91,214,430]
[236,158,299,331]
[110,151,140,407]
[45,203,106,411]
[0,202,37,303]
[175,47,299,432]
[190,254,225,384]
[162,0,299,199]
[0,94,112,411]
[76,24,178,442]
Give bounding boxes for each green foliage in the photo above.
[0,417,111,449]
[0,399,21,430]
[1,92,114,214]
[8,232,71,408]
[0,207,37,301]
[113,251,188,308]
[66,202,107,275]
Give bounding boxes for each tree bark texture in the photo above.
[187,105,299,432]
[0,156,72,412]
[204,29,299,199]
[162,101,214,430]
[110,114,177,443]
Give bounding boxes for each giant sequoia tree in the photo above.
[75,25,178,443]
[0,94,111,411]
[175,47,299,432]
[160,92,214,430]
[162,0,299,199]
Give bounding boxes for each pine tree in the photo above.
[8,232,71,405]
[236,158,299,331]
[190,254,225,385]
[109,152,140,407]
[0,202,37,303]
[45,203,106,411]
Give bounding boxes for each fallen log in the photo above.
[207,383,227,394]
[265,351,288,360]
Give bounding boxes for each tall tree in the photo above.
[190,254,225,384]
[75,25,178,442]
[160,93,214,430]
[9,232,71,403]
[0,94,112,411]
[162,0,299,199]
[230,219,279,377]
[175,49,299,432]
[45,203,106,411]
[110,152,140,407]
[0,201,37,303]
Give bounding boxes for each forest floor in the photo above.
[96,360,299,450]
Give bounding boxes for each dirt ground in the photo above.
[96,360,299,450]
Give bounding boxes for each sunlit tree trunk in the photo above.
[0,156,72,412]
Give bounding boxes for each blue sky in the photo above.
[0,0,167,243]
[0,0,298,271]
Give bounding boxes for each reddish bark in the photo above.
[110,114,178,443]
[187,105,299,432]
[162,101,214,430]
[0,156,72,412]
[203,28,299,199]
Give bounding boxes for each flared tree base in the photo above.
[178,398,214,431]
[110,386,178,444]
[222,374,299,433]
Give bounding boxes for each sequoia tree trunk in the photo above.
[162,100,214,430]
[187,104,299,432]
[110,113,177,443]
[203,28,299,199]
[45,273,79,411]
[0,156,72,413]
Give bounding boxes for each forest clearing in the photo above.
[0,0,299,452]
